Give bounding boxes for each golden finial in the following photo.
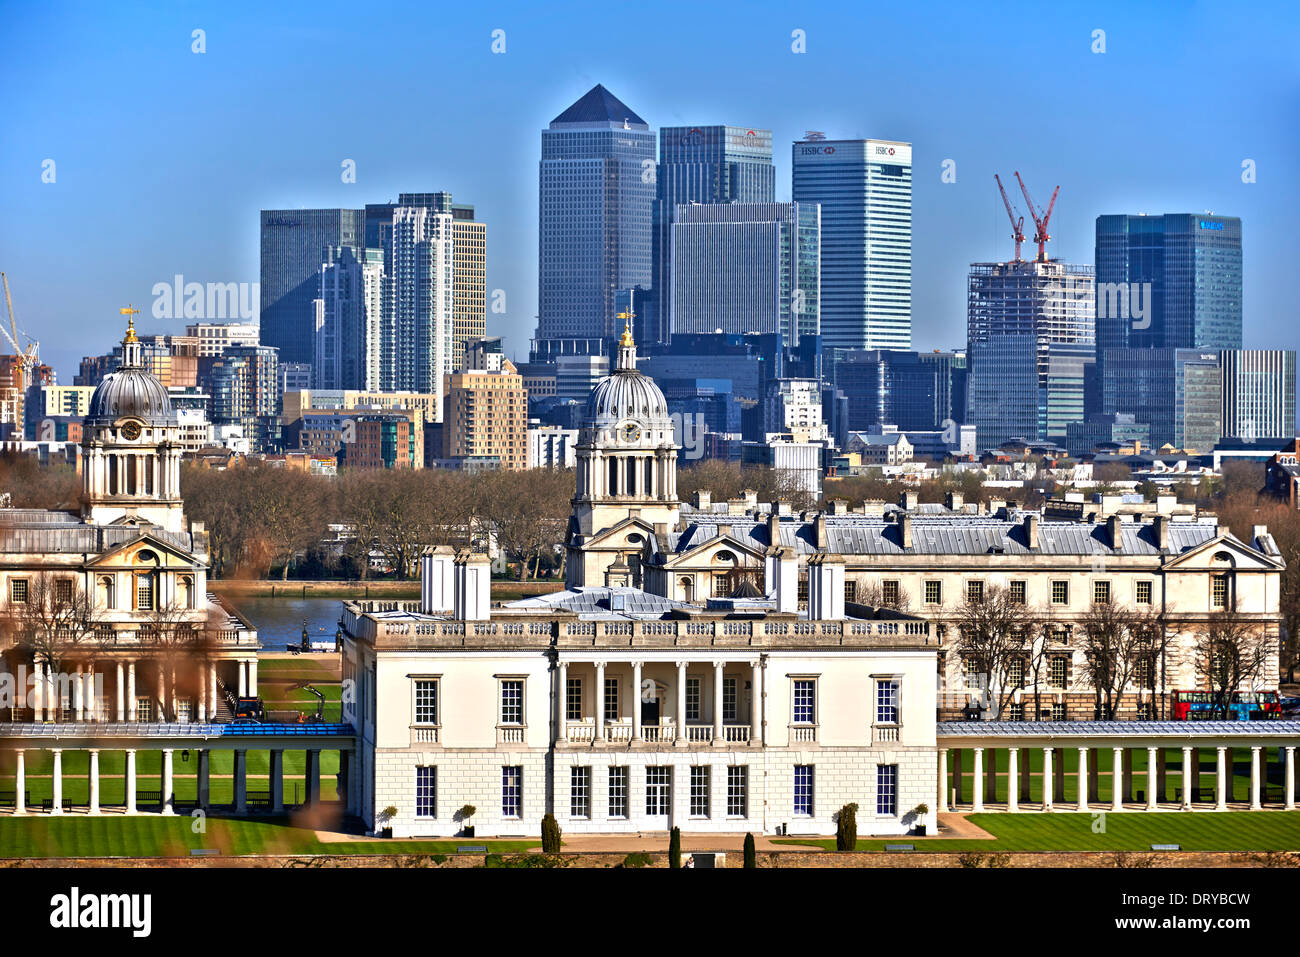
[617,309,635,348]
[120,305,140,343]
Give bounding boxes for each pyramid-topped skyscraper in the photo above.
[536,85,655,353]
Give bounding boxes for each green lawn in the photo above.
[775,810,1300,853]
[0,816,539,859]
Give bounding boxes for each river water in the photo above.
[219,595,351,652]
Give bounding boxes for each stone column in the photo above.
[14,750,25,814]
[88,750,100,814]
[233,749,247,813]
[712,660,725,746]
[1112,748,1124,811]
[155,660,165,721]
[1146,747,1158,810]
[952,749,963,805]
[556,660,568,744]
[632,661,643,742]
[71,663,82,722]
[750,659,762,745]
[305,749,321,807]
[1007,748,1019,812]
[270,750,285,813]
[51,749,63,814]
[1088,749,1100,803]
[197,750,210,808]
[83,668,95,721]
[1286,747,1296,811]
[972,748,985,812]
[1077,748,1088,811]
[127,661,137,721]
[248,658,258,697]
[1042,748,1053,811]
[674,661,688,746]
[1250,747,1262,810]
[208,663,217,721]
[197,666,207,722]
[941,748,951,811]
[115,661,125,721]
[1216,747,1228,811]
[1182,747,1193,809]
[339,750,354,815]
[125,749,137,813]
[162,748,175,815]
[238,660,247,698]
[594,661,606,743]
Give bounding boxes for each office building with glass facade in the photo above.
[669,202,819,345]
[792,138,912,350]
[1101,348,1222,451]
[537,85,655,344]
[648,125,776,344]
[1219,349,1296,442]
[967,335,1040,450]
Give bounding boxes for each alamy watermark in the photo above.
[151,274,257,321]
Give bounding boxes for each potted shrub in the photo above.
[910,803,930,836]
[457,804,477,838]
[378,806,398,839]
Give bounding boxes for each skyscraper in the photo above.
[792,138,912,350]
[1102,348,1222,450]
[537,85,655,347]
[1095,214,1242,353]
[260,208,365,366]
[669,202,819,344]
[648,125,776,343]
[1219,350,1297,442]
[313,246,383,391]
[383,204,454,416]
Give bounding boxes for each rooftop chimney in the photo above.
[420,545,456,614]
[899,513,914,549]
[1107,514,1123,551]
[453,549,491,621]
[900,490,918,510]
[1152,514,1169,551]
[765,545,798,613]
[694,490,711,509]
[806,554,846,621]
[814,512,828,550]
[1023,514,1039,550]
[946,491,964,511]
[767,510,781,548]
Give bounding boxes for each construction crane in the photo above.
[0,273,40,429]
[1014,172,1060,263]
[0,273,39,374]
[994,174,1025,262]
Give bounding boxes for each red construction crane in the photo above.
[1014,171,1060,262]
[994,174,1025,262]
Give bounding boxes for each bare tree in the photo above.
[140,601,221,722]
[1077,601,1165,720]
[950,584,1041,719]
[858,580,913,613]
[1193,611,1274,719]
[0,573,102,722]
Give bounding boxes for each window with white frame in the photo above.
[604,677,620,722]
[570,766,591,818]
[415,766,436,818]
[1007,657,1025,687]
[645,766,671,815]
[876,764,898,816]
[501,766,522,818]
[1008,702,1024,721]
[414,679,438,725]
[608,766,628,818]
[1051,580,1069,605]
[1094,580,1111,604]
[875,679,899,725]
[565,678,582,722]
[723,677,737,722]
[10,579,28,603]
[793,765,814,816]
[726,766,748,817]
[1050,702,1067,721]
[690,766,710,817]
[924,580,942,604]
[500,679,523,725]
[792,678,816,725]
[1136,580,1153,604]
[1049,656,1067,688]
[686,677,701,721]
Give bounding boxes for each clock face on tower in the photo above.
[620,421,641,444]
[121,420,142,440]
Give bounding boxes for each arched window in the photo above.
[679,576,694,603]
[625,457,637,495]
[180,575,194,609]
[98,575,115,610]
[607,457,618,495]
[108,457,118,495]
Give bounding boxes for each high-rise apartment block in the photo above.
[443,348,528,470]
[383,203,455,414]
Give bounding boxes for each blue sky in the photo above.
[2,0,1298,378]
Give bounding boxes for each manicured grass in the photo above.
[0,816,539,859]
[774,810,1300,853]
[257,658,340,680]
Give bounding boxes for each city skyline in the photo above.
[2,1,1297,381]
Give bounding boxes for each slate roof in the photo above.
[938,720,1300,738]
[0,509,196,555]
[665,515,1237,559]
[506,586,694,620]
[551,84,647,127]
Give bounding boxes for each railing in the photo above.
[874,725,900,743]
[724,725,751,744]
[566,724,595,743]
[497,726,524,744]
[792,725,817,743]
[604,723,632,743]
[410,726,439,744]
[688,725,713,744]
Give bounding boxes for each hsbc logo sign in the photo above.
[799,146,835,155]
[874,145,896,156]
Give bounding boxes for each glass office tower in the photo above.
[260,208,365,366]
[537,85,655,344]
[792,138,912,350]
[1102,348,1222,450]
[648,125,776,344]
[669,202,819,345]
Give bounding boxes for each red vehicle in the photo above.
[1171,690,1281,721]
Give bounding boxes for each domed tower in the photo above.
[570,323,680,543]
[81,310,185,533]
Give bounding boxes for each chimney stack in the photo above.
[814,513,828,550]
[420,545,456,613]
[900,490,918,510]
[453,549,491,621]
[764,546,798,613]
[945,491,964,511]
[694,490,711,509]
[1107,514,1123,550]
[1023,514,1039,550]
[1152,514,1169,551]
[806,554,846,620]
[899,513,913,549]
[767,509,781,548]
